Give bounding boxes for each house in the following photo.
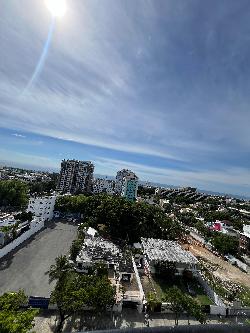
[141,237,198,275]
[0,212,30,246]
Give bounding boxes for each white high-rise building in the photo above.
[115,169,139,201]
[93,178,115,195]
[57,159,94,194]
[115,169,132,194]
[27,194,57,221]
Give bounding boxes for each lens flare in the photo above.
[45,0,66,17]
[22,18,55,95]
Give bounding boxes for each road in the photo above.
[0,221,78,297]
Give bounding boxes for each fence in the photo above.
[228,307,250,317]
[0,220,44,259]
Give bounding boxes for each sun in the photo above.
[45,0,66,17]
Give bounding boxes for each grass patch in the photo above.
[151,275,213,306]
[195,294,213,305]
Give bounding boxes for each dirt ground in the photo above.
[187,243,250,288]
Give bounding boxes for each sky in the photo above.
[0,0,250,197]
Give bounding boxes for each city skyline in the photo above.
[1,0,250,196]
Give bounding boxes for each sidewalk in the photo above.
[33,309,245,333]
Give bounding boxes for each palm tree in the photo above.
[49,255,73,284]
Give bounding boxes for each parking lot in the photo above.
[0,221,78,297]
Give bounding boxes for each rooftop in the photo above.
[141,237,198,265]
[77,236,121,264]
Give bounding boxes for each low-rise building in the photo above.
[141,237,198,275]
[0,212,35,247]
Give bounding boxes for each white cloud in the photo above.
[12,133,26,138]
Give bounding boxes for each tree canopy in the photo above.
[0,290,38,333]
[165,286,205,325]
[56,194,184,243]
[0,180,28,209]
[49,255,116,333]
[211,233,239,255]
[28,177,58,195]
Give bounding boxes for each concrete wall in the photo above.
[131,256,145,313]
[210,305,226,316]
[0,220,44,259]
[195,272,225,307]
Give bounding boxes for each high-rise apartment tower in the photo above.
[115,169,138,201]
[57,159,94,194]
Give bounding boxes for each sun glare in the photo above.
[45,0,66,17]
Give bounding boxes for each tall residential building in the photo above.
[121,172,139,201]
[93,178,115,195]
[115,169,138,201]
[57,159,94,194]
[115,169,132,194]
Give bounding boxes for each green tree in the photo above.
[28,178,58,195]
[0,180,28,209]
[211,233,238,255]
[0,290,38,333]
[50,266,115,332]
[49,255,73,284]
[49,256,74,333]
[165,286,185,325]
[182,294,206,324]
[55,194,183,243]
[70,238,84,261]
[147,292,161,312]
[179,212,197,227]
[165,286,205,325]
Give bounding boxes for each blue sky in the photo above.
[0,0,250,196]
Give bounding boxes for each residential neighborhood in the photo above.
[0,160,249,332]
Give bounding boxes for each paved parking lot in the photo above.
[0,221,77,297]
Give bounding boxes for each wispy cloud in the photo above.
[12,133,26,138]
[1,0,250,195]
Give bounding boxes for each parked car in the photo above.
[224,254,236,265]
